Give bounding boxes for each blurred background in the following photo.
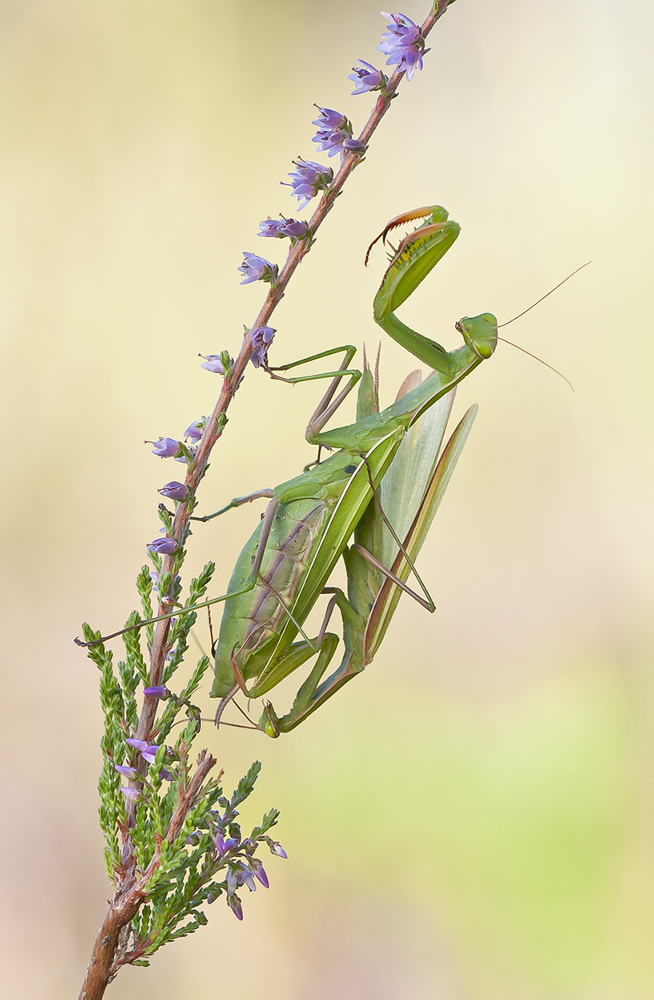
[2,0,653,997]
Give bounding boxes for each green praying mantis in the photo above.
[79,205,504,735]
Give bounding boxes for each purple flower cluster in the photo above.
[282,158,334,210]
[377,11,429,80]
[238,253,279,285]
[348,59,388,95]
[312,107,354,158]
[116,738,175,798]
[250,326,275,369]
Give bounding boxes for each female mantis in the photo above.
[79,205,499,734]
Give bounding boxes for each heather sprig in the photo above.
[78,3,457,995]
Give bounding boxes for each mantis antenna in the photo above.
[496,261,591,392]
[498,261,591,329]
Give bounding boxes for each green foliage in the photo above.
[83,550,280,968]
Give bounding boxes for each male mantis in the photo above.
[79,205,499,734]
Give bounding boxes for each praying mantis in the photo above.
[203,204,498,734]
[79,206,501,734]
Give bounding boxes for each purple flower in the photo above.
[147,536,178,556]
[348,59,387,95]
[158,481,189,502]
[312,106,353,158]
[199,354,226,374]
[270,841,288,859]
[114,764,138,779]
[126,737,148,752]
[282,158,333,209]
[184,418,204,441]
[119,786,140,801]
[313,107,346,128]
[240,869,257,893]
[343,138,367,154]
[258,215,311,242]
[238,252,279,285]
[223,837,240,852]
[150,437,181,459]
[379,11,421,46]
[141,744,161,765]
[258,217,287,238]
[378,12,429,81]
[227,895,243,920]
[251,860,269,888]
[213,830,225,854]
[280,217,311,240]
[126,737,162,764]
[143,685,169,699]
[250,326,275,369]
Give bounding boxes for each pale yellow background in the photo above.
[1,1,653,997]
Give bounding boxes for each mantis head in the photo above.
[455,313,498,360]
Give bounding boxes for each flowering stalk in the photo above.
[78,3,457,997]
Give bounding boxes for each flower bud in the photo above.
[158,482,189,502]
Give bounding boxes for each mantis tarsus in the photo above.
[78,204,502,734]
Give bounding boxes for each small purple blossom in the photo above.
[184,418,204,441]
[199,354,225,374]
[258,217,287,238]
[280,217,311,240]
[213,830,225,854]
[270,841,288,859]
[377,11,429,81]
[227,895,243,921]
[251,860,269,888]
[222,837,240,852]
[348,59,387,95]
[158,481,189,502]
[312,106,353,158]
[150,437,181,459]
[258,215,311,242]
[143,685,169,699]
[379,11,421,46]
[240,869,257,893]
[114,764,138,779]
[313,107,346,128]
[282,158,333,209]
[238,252,279,285]
[126,737,148,752]
[141,745,161,765]
[343,138,367,154]
[250,326,275,369]
[126,737,162,765]
[119,786,140,801]
[147,536,178,556]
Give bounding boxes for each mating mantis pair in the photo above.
[81,206,501,734]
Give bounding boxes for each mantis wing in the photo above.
[365,386,478,662]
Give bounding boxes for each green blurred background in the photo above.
[2,0,653,996]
